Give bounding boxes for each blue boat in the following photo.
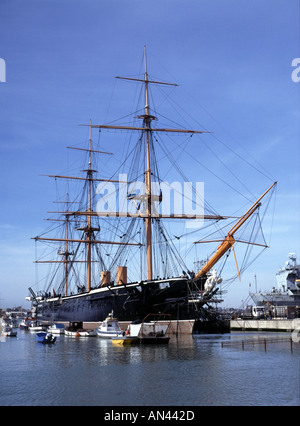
[36,332,56,344]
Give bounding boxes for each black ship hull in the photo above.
[36,277,209,323]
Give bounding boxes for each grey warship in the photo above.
[250,253,300,318]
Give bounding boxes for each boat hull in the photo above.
[250,292,300,307]
[5,330,17,337]
[36,332,56,344]
[97,330,124,338]
[139,336,170,344]
[112,336,139,345]
[64,330,80,337]
[36,278,209,324]
[19,325,28,331]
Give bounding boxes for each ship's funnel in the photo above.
[101,271,111,286]
[116,266,127,285]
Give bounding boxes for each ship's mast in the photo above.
[64,187,70,296]
[70,120,100,292]
[144,47,153,280]
[42,192,74,297]
[76,48,216,284]
[81,121,101,292]
[86,122,92,291]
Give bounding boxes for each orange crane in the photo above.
[195,181,277,280]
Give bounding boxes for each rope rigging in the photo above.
[32,56,277,303]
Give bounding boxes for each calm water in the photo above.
[0,330,299,406]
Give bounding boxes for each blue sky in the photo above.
[0,0,299,308]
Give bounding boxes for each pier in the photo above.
[42,319,195,335]
[42,317,229,335]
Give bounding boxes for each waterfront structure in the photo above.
[250,253,300,318]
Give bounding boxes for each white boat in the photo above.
[78,329,97,337]
[127,314,170,344]
[28,323,45,332]
[96,311,124,339]
[64,321,82,337]
[64,328,96,337]
[64,330,80,337]
[47,323,65,334]
[19,319,31,330]
[128,322,169,338]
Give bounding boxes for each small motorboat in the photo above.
[96,311,124,339]
[64,330,80,337]
[36,332,56,344]
[28,322,46,332]
[47,323,65,335]
[19,318,32,330]
[3,325,17,337]
[128,314,170,344]
[64,321,83,337]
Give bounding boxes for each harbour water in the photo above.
[0,330,299,407]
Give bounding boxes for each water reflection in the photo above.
[0,331,299,406]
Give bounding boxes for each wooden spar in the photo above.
[67,146,113,155]
[34,260,97,263]
[232,246,241,282]
[42,174,129,183]
[48,211,230,220]
[195,181,277,279]
[79,124,208,134]
[115,75,178,86]
[44,218,85,222]
[195,239,269,248]
[227,183,277,235]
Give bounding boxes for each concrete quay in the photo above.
[230,319,296,332]
[88,319,195,335]
[44,319,195,334]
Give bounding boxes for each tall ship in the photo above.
[27,48,277,329]
[250,253,300,318]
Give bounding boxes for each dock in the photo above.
[42,319,195,335]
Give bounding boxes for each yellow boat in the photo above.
[112,336,140,346]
